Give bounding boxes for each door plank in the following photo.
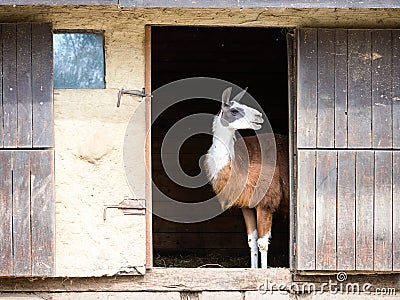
[374,151,393,271]
[296,150,316,270]
[2,24,18,148]
[317,29,335,148]
[17,23,33,148]
[393,151,400,271]
[297,28,318,148]
[348,30,372,148]
[334,29,348,148]
[315,151,337,270]
[337,151,356,270]
[0,26,3,147]
[30,150,55,276]
[0,151,13,275]
[32,23,54,148]
[12,151,32,275]
[372,30,392,148]
[355,151,374,270]
[393,30,400,148]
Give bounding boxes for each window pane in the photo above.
[53,33,105,89]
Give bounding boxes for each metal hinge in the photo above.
[103,198,146,221]
[117,88,153,107]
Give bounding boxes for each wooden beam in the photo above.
[0,269,399,292]
[0,268,291,292]
[119,0,400,8]
[0,0,117,5]
[1,0,400,8]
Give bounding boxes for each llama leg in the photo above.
[256,207,273,268]
[242,207,258,268]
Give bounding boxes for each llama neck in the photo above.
[206,115,236,181]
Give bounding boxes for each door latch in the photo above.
[117,88,153,107]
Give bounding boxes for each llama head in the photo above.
[219,87,264,131]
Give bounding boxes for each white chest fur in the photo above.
[205,116,236,182]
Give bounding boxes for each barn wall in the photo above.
[1,5,400,276]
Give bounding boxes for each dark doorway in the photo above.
[151,26,289,267]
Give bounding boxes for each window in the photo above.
[53,32,105,89]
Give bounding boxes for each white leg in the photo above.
[248,229,259,268]
[258,231,271,269]
[242,208,258,268]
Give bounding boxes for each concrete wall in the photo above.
[1,5,400,276]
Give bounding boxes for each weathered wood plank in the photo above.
[393,30,400,149]
[372,30,392,148]
[12,151,32,276]
[32,23,54,148]
[347,30,372,148]
[355,151,374,271]
[334,29,348,148]
[30,150,55,276]
[0,26,3,148]
[337,151,356,270]
[17,23,33,148]
[315,151,336,270]
[374,151,393,271]
[2,24,18,148]
[297,28,318,148]
[316,29,335,148]
[0,151,13,275]
[0,270,395,292]
[393,152,400,271]
[296,150,315,270]
[1,0,117,4]
[1,268,289,292]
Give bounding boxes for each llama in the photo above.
[204,87,289,268]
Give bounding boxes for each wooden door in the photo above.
[0,23,55,276]
[296,28,400,272]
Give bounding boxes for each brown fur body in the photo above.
[207,133,289,216]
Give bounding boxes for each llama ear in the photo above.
[232,87,248,103]
[221,87,232,107]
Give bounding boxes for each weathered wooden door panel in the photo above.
[0,23,54,277]
[297,150,397,272]
[297,28,400,272]
[0,150,55,276]
[297,29,400,150]
[0,23,53,149]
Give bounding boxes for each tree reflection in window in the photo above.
[53,32,105,89]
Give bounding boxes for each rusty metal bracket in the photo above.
[117,88,153,107]
[103,198,146,221]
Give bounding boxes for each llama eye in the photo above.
[230,109,239,116]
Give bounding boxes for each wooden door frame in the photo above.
[145,25,153,268]
[144,25,296,270]
[287,30,297,272]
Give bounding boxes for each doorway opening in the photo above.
[151,26,289,268]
